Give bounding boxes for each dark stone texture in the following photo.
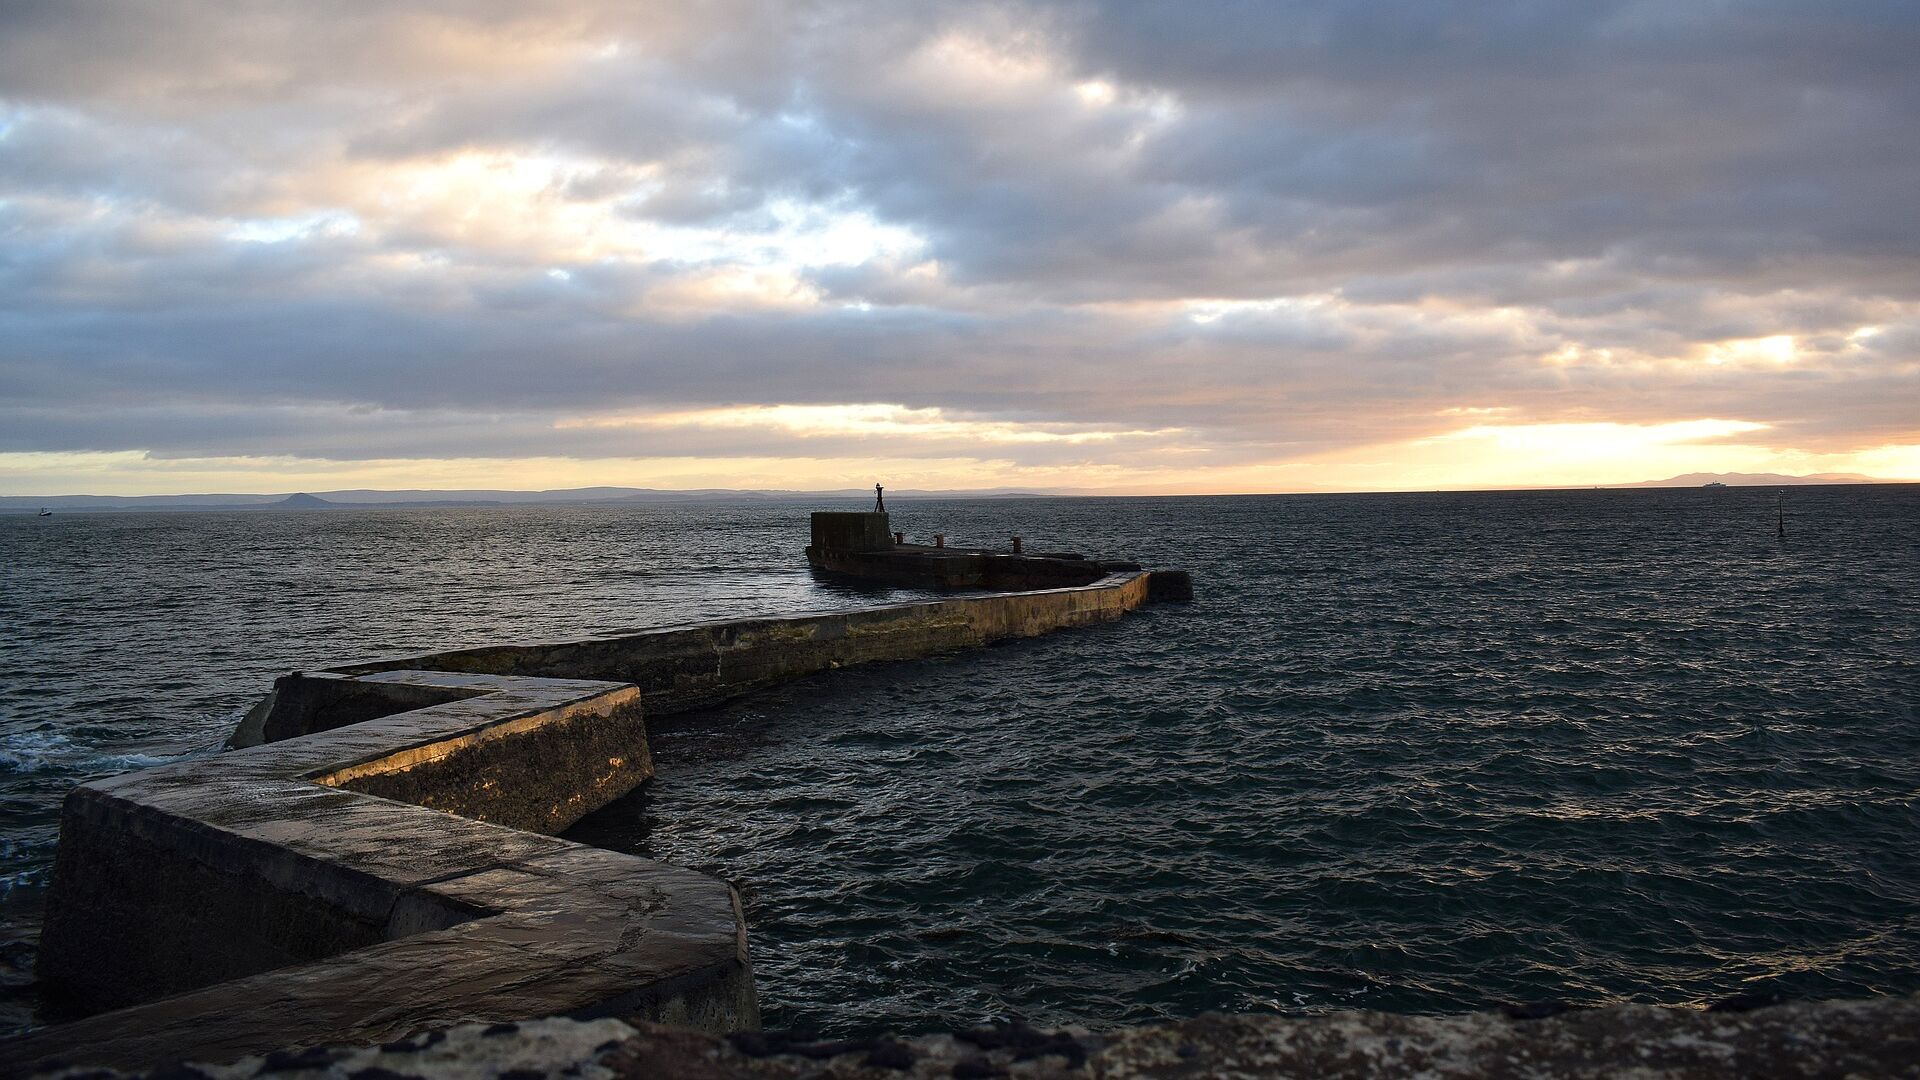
[11,675,752,1074]
[323,573,1154,720]
[233,675,487,750]
[1147,569,1194,602]
[805,545,1109,591]
[316,693,652,835]
[802,510,1178,595]
[809,512,893,552]
[34,789,401,1013]
[53,999,1907,1080]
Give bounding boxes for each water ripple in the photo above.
[4,488,1919,1038]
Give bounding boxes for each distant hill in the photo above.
[1622,472,1890,487]
[0,485,1069,513]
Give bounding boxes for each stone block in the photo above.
[808,512,893,552]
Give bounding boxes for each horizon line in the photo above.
[5,476,1914,508]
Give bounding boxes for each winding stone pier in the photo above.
[10,542,1915,1077]
[9,569,1165,1073]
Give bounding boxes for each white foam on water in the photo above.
[0,728,176,777]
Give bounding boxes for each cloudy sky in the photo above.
[2,1,1916,495]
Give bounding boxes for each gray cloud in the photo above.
[1,0,1917,483]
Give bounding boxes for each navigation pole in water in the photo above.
[1777,492,1785,539]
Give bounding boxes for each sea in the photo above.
[3,487,1917,1038]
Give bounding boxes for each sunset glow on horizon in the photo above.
[3,3,1916,496]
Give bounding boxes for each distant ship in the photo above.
[37,507,53,516]
[1702,482,1727,489]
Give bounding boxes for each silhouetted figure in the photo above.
[874,483,885,513]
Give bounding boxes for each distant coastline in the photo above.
[0,486,1057,514]
[1609,471,1890,488]
[1,473,1910,513]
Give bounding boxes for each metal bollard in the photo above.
[1011,536,1022,554]
[934,534,945,548]
[893,532,904,545]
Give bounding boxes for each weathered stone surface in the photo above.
[312,673,654,834]
[230,672,489,749]
[10,673,753,1074]
[31,996,1920,1079]
[262,571,1155,730]
[806,543,1114,590]
[809,511,893,552]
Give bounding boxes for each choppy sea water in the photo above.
[3,488,1918,1037]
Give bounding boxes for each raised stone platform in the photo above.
[10,670,752,1074]
[804,510,1192,597]
[8,569,1166,1073]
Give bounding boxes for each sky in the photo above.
[2,1,1917,496]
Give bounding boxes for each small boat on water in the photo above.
[37,507,53,516]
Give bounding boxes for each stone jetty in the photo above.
[806,510,1193,599]
[7,515,1182,1073]
[8,513,1916,1077]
